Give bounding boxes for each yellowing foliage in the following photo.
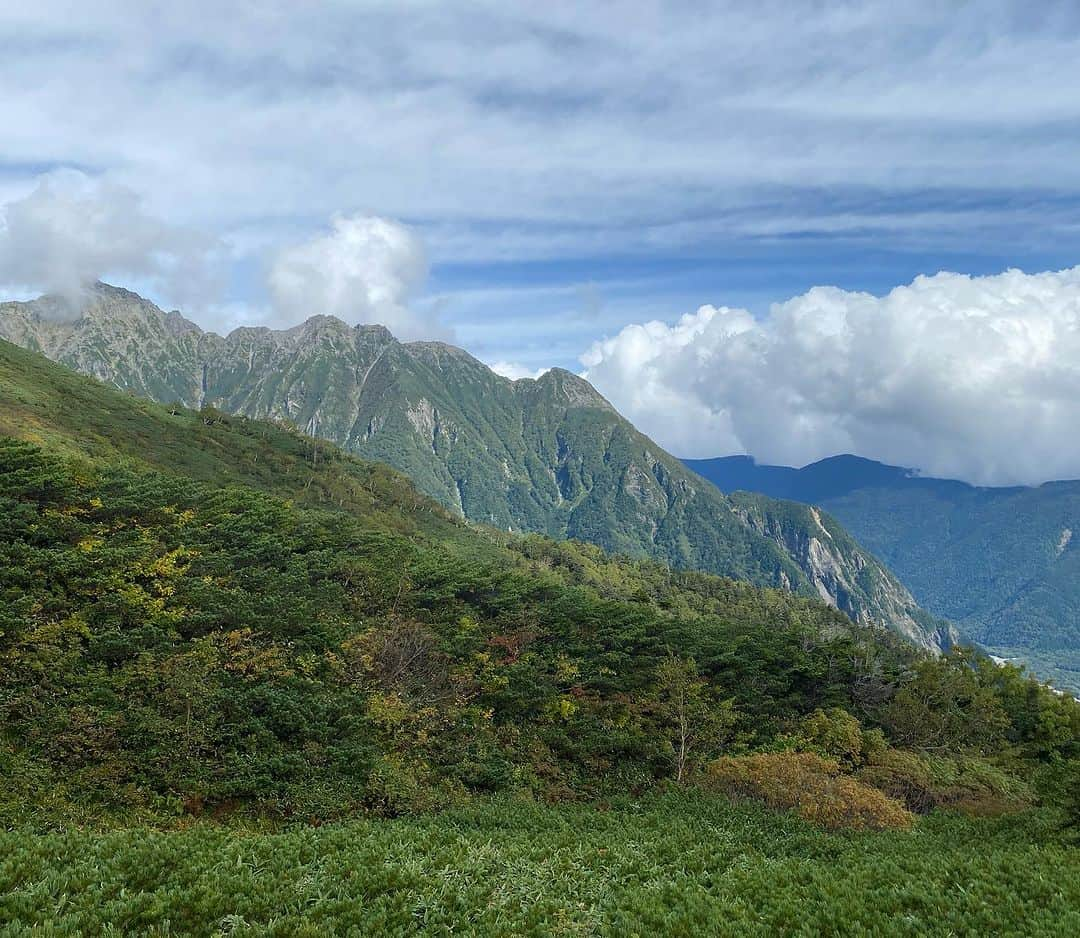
[707,751,914,831]
[208,628,295,680]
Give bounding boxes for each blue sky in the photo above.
[4,1,1080,481]
[434,228,1080,371]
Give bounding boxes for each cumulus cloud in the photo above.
[9,2,1080,358]
[487,361,551,381]
[0,169,217,314]
[268,215,447,340]
[582,267,1080,486]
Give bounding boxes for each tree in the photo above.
[881,649,1010,754]
[794,707,884,769]
[1064,762,1080,838]
[342,620,452,707]
[653,654,737,783]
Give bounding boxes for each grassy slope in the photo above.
[3,339,908,817]
[2,339,1079,937]
[0,336,805,592]
[1,293,953,648]
[2,795,1077,937]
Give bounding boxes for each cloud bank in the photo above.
[7,2,1080,262]
[0,170,215,313]
[0,176,451,340]
[268,215,446,341]
[582,267,1080,486]
[7,3,1080,365]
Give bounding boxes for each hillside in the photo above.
[3,342,1075,824]
[684,455,1080,691]
[0,286,953,650]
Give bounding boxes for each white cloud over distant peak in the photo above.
[487,361,551,381]
[582,267,1080,486]
[0,170,216,312]
[268,215,447,341]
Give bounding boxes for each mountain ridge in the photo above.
[0,284,955,651]
[7,328,1065,837]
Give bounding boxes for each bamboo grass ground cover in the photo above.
[2,793,1077,937]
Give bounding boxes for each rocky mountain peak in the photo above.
[524,367,615,411]
[163,309,203,337]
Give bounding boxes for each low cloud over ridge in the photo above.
[488,361,551,381]
[0,170,216,312]
[582,267,1080,486]
[269,215,448,341]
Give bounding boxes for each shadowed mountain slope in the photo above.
[685,454,1080,691]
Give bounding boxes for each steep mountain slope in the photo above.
[0,286,951,650]
[0,339,944,816]
[0,333,465,547]
[684,455,1080,691]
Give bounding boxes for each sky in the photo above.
[3,1,1080,483]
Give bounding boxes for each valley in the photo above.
[685,455,1080,692]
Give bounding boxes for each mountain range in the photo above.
[5,312,1050,828]
[684,455,1080,692]
[0,282,953,651]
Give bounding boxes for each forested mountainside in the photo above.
[1,340,1076,826]
[0,285,953,650]
[684,455,1080,692]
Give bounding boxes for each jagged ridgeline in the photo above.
[0,284,954,650]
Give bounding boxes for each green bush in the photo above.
[858,748,940,813]
[1,374,1077,823]
[788,707,886,768]
[3,795,1079,937]
[859,749,1034,816]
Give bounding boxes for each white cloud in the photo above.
[487,361,551,381]
[268,215,447,340]
[0,169,217,313]
[582,267,1080,486]
[7,2,1080,391]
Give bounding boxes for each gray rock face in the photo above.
[0,282,954,651]
[731,496,960,650]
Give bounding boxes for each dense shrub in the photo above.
[857,748,940,813]
[1,417,1077,822]
[706,751,913,831]
[937,759,1035,816]
[1,441,916,818]
[3,795,1079,937]
[881,650,1012,753]
[786,707,887,768]
[858,749,1034,816]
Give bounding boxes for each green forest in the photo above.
[2,339,1079,934]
